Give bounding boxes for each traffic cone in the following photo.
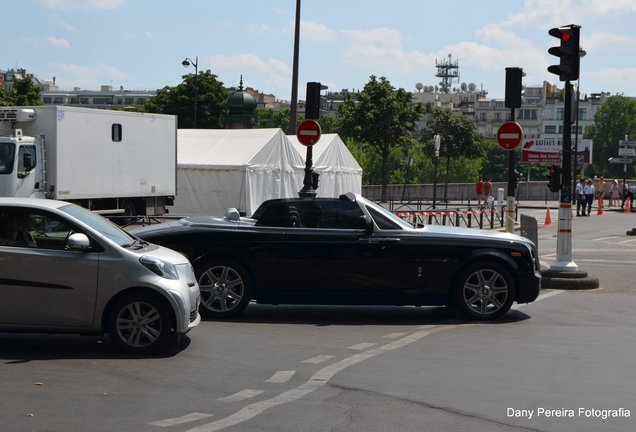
[544,207,552,225]
[625,201,631,214]
[597,198,604,216]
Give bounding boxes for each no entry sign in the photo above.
[296,119,321,146]
[497,121,523,151]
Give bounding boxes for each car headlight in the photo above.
[140,256,180,280]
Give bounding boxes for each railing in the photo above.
[393,204,515,230]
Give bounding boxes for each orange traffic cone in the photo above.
[625,201,631,214]
[597,198,604,216]
[544,207,552,225]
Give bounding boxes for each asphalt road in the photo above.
[1,208,635,432]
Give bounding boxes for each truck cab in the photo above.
[0,129,44,199]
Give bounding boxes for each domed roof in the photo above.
[226,76,257,112]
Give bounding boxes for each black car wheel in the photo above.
[453,261,515,320]
[108,293,174,354]
[195,259,252,319]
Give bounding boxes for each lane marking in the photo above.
[302,355,335,364]
[347,342,377,350]
[217,390,263,403]
[185,325,453,432]
[149,413,214,427]
[185,294,565,432]
[618,238,636,244]
[265,371,295,384]
[382,332,407,339]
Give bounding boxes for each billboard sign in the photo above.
[521,138,593,164]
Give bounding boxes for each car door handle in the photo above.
[369,238,401,244]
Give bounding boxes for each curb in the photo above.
[540,269,600,290]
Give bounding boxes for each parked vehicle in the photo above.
[0,106,176,218]
[0,198,200,354]
[131,193,541,321]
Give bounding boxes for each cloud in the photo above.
[50,61,129,89]
[46,37,71,49]
[340,28,432,74]
[37,0,126,10]
[584,31,636,51]
[300,21,338,42]
[208,53,292,97]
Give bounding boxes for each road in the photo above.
[1,208,635,432]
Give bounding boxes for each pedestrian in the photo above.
[475,175,484,206]
[576,178,586,216]
[596,176,606,208]
[622,181,635,210]
[483,177,493,206]
[609,179,620,207]
[584,179,595,215]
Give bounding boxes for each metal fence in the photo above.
[392,204,513,230]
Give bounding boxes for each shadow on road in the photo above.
[207,304,531,326]
[0,333,192,362]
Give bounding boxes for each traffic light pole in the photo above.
[551,81,578,271]
[506,111,516,233]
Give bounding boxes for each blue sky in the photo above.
[5,0,636,100]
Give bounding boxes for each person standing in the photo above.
[596,176,606,209]
[609,179,620,207]
[584,179,595,215]
[622,181,635,210]
[483,177,493,206]
[576,178,586,216]
[475,176,484,206]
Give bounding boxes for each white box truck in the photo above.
[0,106,176,218]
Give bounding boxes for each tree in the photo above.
[145,70,227,128]
[585,95,636,178]
[339,75,424,201]
[420,108,488,189]
[0,76,43,106]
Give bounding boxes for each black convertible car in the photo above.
[132,193,541,321]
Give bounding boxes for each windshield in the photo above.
[0,142,16,174]
[60,203,135,246]
[360,197,414,229]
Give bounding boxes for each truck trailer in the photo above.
[0,106,176,218]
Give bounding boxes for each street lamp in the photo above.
[433,135,441,210]
[182,56,198,128]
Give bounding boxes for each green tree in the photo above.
[585,95,636,178]
[145,70,227,128]
[257,108,292,129]
[339,75,424,201]
[420,108,487,184]
[1,76,43,106]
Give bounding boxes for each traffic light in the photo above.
[547,165,562,192]
[305,82,322,119]
[505,67,523,109]
[547,25,580,81]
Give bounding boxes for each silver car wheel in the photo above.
[115,300,164,348]
[199,265,245,314]
[461,268,510,317]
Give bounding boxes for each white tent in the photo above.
[288,133,362,197]
[171,128,305,217]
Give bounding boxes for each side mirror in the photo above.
[23,153,34,171]
[67,233,91,251]
[358,215,374,236]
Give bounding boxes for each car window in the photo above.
[254,202,289,227]
[0,142,15,174]
[0,208,76,250]
[296,200,364,229]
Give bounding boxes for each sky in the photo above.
[4,0,636,101]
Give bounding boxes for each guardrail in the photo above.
[393,204,515,230]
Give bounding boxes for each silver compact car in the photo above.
[0,198,200,354]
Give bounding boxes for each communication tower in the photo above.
[435,54,460,93]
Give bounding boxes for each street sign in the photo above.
[497,122,523,151]
[608,157,634,164]
[619,147,636,157]
[619,140,636,147]
[296,119,321,146]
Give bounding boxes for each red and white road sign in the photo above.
[497,121,523,151]
[296,119,321,146]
